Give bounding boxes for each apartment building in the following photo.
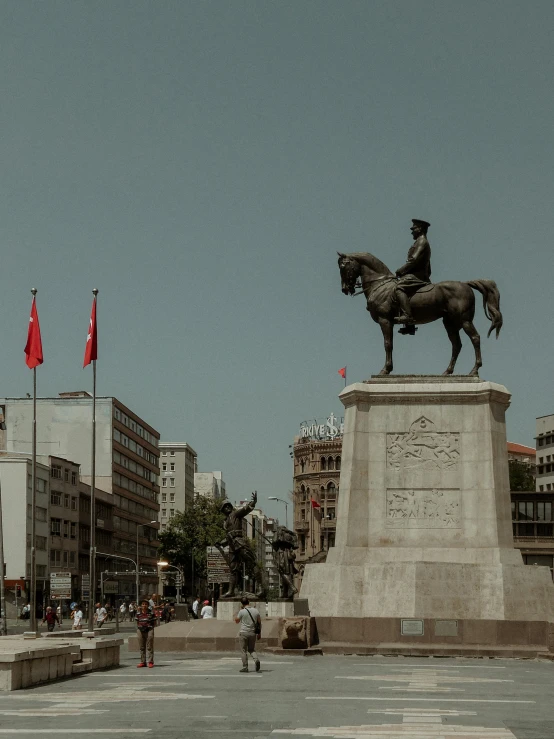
[159,442,197,529]
[0,392,160,596]
[194,471,226,500]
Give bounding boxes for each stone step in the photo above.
[316,642,548,659]
[71,659,93,674]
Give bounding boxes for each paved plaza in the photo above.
[0,644,553,738]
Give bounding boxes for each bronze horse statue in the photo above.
[337,252,502,376]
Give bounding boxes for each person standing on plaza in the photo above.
[95,602,107,628]
[234,596,261,673]
[136,599,156,668]
[41,606,60,632]
[128,601,135,621]
[192,596,200,619]
[72,604,83,630]
[119,601,127,622]
[201,599,214,618]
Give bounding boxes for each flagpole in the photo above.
[30,288,38,634]
[344,366,347,388]
[88,289,98,632]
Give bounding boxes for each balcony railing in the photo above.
[294,521,309,532]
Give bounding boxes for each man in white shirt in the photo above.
[95,603,107,628]
[200,600,214,619]
[234,596,261,673]
[119,602,127,621]
[192,597,200,619]
[72,606,83,630]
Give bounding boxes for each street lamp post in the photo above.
[157,562,184,603]
[268,497,289,528]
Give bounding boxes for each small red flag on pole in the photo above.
[338,366,346,379]
[310,498,321,509]
[24,296,43,369]
[83,295,98,367]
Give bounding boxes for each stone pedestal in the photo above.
[216,600,267,620]
[300,378,554,624]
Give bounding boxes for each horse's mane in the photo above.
[349,252,393,276]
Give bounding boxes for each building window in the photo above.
[301,509,305,521]
[170,463,175,471]
[51,518,61,536]
[161,493,167,502]
[327,482,336,497]
[327,457,334,471]
[170,450,175,456]
[300,459,305,473]
[170,493,175,502]
[162,463,167,472]
[71,496,77,510]
[71,471,77,485]
[36,506,47,522]
[300,534,305,553]
[69,552,76,566]
[51,492,62,506]
[320,457,326,471]
[64,468,69,482]
[36,565,47,578]
[170,478,175,487]
[161,509,167,517]
[51,465,62,479]
[336,456,341,470]
[169,509,175,517]
[70,522,77,539]
[64,494,70,508]
[37,478,47,493]
[35,535,47,550]
[328,533,336,548]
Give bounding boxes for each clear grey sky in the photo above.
[2,1,552,519]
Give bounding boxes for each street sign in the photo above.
[206,547,231,584]
[50,572,71,599]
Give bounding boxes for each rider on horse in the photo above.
[395,219,432,334]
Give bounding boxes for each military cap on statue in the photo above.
[412,218,430,229]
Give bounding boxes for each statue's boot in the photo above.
[395,292,415,325]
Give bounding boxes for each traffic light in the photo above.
[15,585,21,598]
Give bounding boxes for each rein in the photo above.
[352,275,396,297]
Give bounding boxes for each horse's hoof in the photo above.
[378,369,391,376]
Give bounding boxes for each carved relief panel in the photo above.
[386,488,461,528]
[386,416,462,531]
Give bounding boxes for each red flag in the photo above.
[338,367,346,379]
[24,297,43,369]
[83,297,98,367]
[310,499,321,509]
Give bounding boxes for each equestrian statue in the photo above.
[337,219,502,376]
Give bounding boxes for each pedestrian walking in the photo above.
[234,596,261,673]
[72,604,83,630]
[192,596,200,619]
[201,599,214,619]
[119,602,127,622]
[135,599,156,668]
[41,606,60,632]
[95,602,107,628]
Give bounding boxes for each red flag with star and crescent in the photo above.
[83,297,98,367]
[24,297,44,369]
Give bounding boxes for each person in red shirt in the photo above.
[135,599,157,668]
[41,606,60,632]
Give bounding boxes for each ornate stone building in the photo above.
[292,418,342,574]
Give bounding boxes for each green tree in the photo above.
[158,496,226,582]
[509,459,536,491]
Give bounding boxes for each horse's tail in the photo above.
[467,279,503,338]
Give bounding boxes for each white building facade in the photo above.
[194,471,226,501]
[536,414,554,492]
[159,442,197,529]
